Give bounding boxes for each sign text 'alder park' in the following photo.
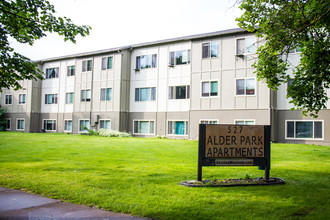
[198,124,271,181]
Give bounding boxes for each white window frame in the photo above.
[101,56,113,70]
[100,88,112,101]
[81,89,91,102]
[200,119,218,124]
[43,119,57,131]
[235,78,256,96]
[234,119,256,125]
[133,120,155,135]
[135,54,157,71]
[16,118,25,131]
[18,94,26,105]
[65,92,74,104]
[5,95,12,105]
[202,41,220,59]
[82,59,92,72]
[79,119,90,133]
[201,81,219,98]
[168,49,191,66]
[285,120,324,140]
[168,85,190,100]
[64,119,73,132]
[135,87,156,102]
[235,37,256,55]
[45,94,58,104]
[167,120,189,136]
[5,118,11,130]
[45,67,59,79]
[99,119,111,130]
[67,65,75,76]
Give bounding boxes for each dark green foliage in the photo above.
[0,0,91,91]
[237,0,330,117]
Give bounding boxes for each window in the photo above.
[18,94,26,104]
[100,88,112,101]
[45,68,59,79]
[236,37,256,55]
[288,79,294,87]
[45,94,58,104]
[43,120,56,131]
[133,120,155,135]
[168,121,188,135]
[79,120,90,132]
[236,78,255,95]
[64,120,72,132]
[136,54,157,70]
[67,65,75,76]
[286,120,323,139]
[100,120,111,130]
[102,56,113,70]
[289,46,301,53]
[202,81,218,97]
[135,87,156,101]
[235,120,255,125]
[5,119,11,130]
[16,119,25,130]
[81,90,91,102]
[200,120,218,124]
[168,85,190,99]
[5,95,12,105]
[169,50,191,66]
[82,60,92,72]
[202,42,219,58]
[66,93,74,104]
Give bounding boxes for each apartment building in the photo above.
[1,28,329,145]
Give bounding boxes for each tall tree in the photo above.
[236,0,330,117]
[0,0,91,92]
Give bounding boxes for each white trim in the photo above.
[18,93,26,105]
[4,94,12,105]
[99,119,112,130]
[235,36,257,56]
[201,41,220,59]
[166,120,189,136]
[42,119,57,132]
[16,118,25,131]
[235,77,257,97]
[134,87,157,102]
[5,118,11,130]
[133,120,155,135]
[78,119,90,133]
[63,119,73,132]
[199,119,219,124]
[285,120,324,140]
[200,80,219,98]
[234,119,256,125]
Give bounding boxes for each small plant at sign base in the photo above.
[244,173,253,180]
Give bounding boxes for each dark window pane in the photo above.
[151,87,156,101]
[202,43,210,58]
[175,86,186,99]
[136,56,141,70]
[135,88,139,101]
[296,121,313,138]
[169,52,175,65]
[236,79,245,95]
[287,121,294,138]
[152,54,157,68]
[314,122,322,138]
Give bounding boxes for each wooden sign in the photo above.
[198,124,271,181]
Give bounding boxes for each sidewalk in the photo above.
[0,186,146,219]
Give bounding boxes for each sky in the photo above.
[9,0,243,60]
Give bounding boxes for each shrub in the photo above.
[99,129,132,137]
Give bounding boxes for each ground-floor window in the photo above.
[168,121,188,135]
[64,120,72,132]
[16,119,25,131]
[79,120,90,132]
[100,119,111,130]
[286,120,323,139]
[133,120,155,135]
[43,120,56,131]
[200,120,218,124]
[235,120,255,125]
[5,119,11,130]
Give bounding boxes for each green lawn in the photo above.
[0,132,329,219]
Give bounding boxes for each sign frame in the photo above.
[198,124,271,181]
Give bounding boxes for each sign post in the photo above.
[198,124,271,181]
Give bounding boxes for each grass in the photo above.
[0,132,329,219]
